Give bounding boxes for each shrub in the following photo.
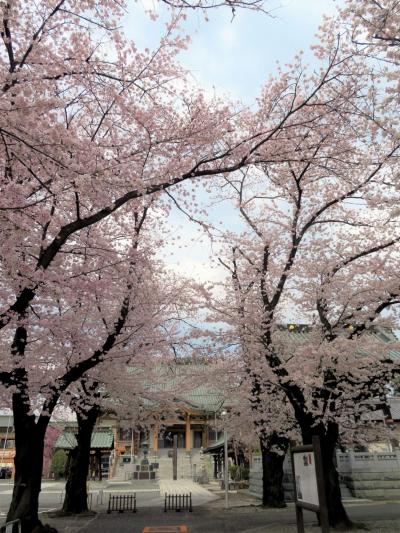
[229,464,249,481]
[51,449,67,479]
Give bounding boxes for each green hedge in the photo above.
[51,449,67,479]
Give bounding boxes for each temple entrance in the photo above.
[193,430,202,449]
[158,427,185,449]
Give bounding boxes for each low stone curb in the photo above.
[243,521,400,533]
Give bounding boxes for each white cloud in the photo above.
[168,259,226,284]
[282,0,339,17]
[219,26,236,48]
[139,0,158,12]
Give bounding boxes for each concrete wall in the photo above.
[249,451,400,501]
[248,469,262,498]
[249,456,262,498]
[337,451,400,499]
[249,455,294,501]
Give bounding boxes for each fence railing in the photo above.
[336,451,400,473]
[164,492,192,512]
[107,493,137,513]
[252,451,400,475]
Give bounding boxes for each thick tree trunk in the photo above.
[62,407,99,514]
[320,432,352,529]
[6,393,49,533]
[303,423,352,529]
[260,439,286,508]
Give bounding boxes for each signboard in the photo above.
[291,436,329,533]
[293,450,318,506]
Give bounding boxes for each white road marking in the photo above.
[105,489,158,493]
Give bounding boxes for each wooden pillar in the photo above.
[134,430,140,455]
[202,425,207,448]
[113,427,119,452]
[185,413,191,452]
[152,426,159,452]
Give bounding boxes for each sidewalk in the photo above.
[202,485,263,508]
[212,490,400,532]
[158,479,219,506]
[245,523,400,532]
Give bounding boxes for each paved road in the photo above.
[0,479,218,518]
[40,502,400,533]
[0,480,162,518]
[158,480,218,504]
[2,480,400,532]
[0,479,218,522]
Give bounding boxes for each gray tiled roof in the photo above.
[389,398,400,419]
[56,429,114,449]
[276,325,400,361]
[128,364,229,414]
[363,398,400,421]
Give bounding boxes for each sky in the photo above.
[125,0,340,103]
[123,0,343,288]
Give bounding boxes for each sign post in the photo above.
[291,436,329,533]
[224,426,229,509]
[172,435,178,481]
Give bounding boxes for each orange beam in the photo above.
[153,426,159,452]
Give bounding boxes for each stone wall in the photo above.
[249,455,294,501]
[249,455,262,498]
[249,451,400,502]
[283,457,295,501]
[337,451,400,499]
[249,469,262,498]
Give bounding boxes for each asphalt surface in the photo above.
[41,503,400,533]
[1,480,400,532]
[0,480,162,518]
[0,479,214,518]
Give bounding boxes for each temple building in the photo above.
[0,410,14,475]
[52,364,232,479]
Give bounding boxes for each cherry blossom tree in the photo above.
[62,380,103,514]
[2,191,209,526]
[2,2,399,532]
[204,37,400,522]
[320,0,400,137]
[0,1,283,530]
[340,0,400,66]
[0,0,280,339]
[215,175,400,524]
[1,208,148,524]
[58,267,200,514]
[223,353,297,507]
